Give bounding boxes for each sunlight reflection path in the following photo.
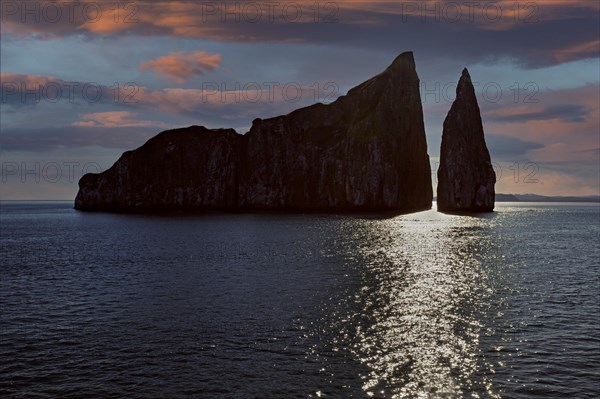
[350,210,500,398]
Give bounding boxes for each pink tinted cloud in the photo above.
[484,84,599,141]
[139,51,221,83]
[1,72,60,87]
[1,72,331,118]
[71,112,168,128]
[550,40,600,63]
[1,0,598,73]
[483,84,599,183]
[131,82,340,120]
[4,1,596,35]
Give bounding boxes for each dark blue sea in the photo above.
[1,201,599,398]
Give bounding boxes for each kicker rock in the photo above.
[437,68,496,212]
[75,51,433,213]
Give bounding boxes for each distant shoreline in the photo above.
[495,194,600,203]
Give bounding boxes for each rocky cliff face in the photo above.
[75,51,433,213]
[75,127,242,211]
[436,68,496,212]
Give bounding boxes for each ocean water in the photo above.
[1,201,598,398]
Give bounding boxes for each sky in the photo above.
[1,0,599,200]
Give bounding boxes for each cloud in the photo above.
[486,104,590,123]
[71,111,168,128]
[139,51,221,83]
[485,134,544,158]
[1,73,64,106]
[1,72,338,128]
[0,125,161,152]
[550,39,600,64]
[528,142,600,164]
[478,83,599,181]
[1,72,58,87]
[481,83,599,142]
[0,73,134,107]
[2,1,599,68]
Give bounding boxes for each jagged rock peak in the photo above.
[390,51,416,68]
[436,68,496,213]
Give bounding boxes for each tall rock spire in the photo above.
[437,68,496,212]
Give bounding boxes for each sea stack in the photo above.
[437,68,496,212]
[75,51,433,213]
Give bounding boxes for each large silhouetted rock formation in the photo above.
[437,68,496,212]
[75,51,433,213]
